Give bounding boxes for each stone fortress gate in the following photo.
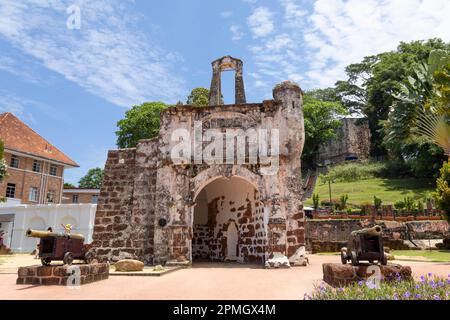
[91,56,307,266]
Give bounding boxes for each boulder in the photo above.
[114,259,144,272]
[265,252,290,269]
[323,263,412,287]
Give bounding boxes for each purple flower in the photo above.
[438,281,444,287]
[415,294,421,299]
[447,279,450,285]
[338,287,344,292]
[415,284,420,289]
[393,294,399,300]
[434,294,440,300]
[358,280,364,286]
[428,273,432,277]
[403,291,410,299]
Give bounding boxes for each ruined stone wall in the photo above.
[91,79,307,266]
[90,149,141,262]
[318,118,371,164]
[305,219,450,252]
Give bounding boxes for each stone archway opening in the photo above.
[192,176,267,264]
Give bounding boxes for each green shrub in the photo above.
[374,196,382,212]
[417,201,424,213]
[312,194,320,211]
[321,161,385,183]
[394,200,405,211]
[434,161,450,223]
[321,199,339,208]
[340,194,349,210]
[404,196,416,213]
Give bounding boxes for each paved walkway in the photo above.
[0,254,449,300]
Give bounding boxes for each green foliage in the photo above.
[302,90,348,167]
[339,194,349,210]
[394,200,406,211]
[417,201,424,213]
[374,196,382,211]
[312,194,320,211]
[321,161,385,183]
[307,274,450,300]
[63,182,76,189]
[78,168,104,189]
[434,162,450,222]
[404,196,416,212]
[382,49,450,178]
[186,88,210,107]
[116,102,168,148]
[336,39,450,157]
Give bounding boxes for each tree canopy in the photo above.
[302,90,348,167]
[186,88,210,107]
[116,102,168,148]
[78,167,104,189]
[63,182,76,189]
[335,39,450,157]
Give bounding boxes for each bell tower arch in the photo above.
[208,56,246,106]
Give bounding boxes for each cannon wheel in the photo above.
[84,251,94,264]
[350,251,358,265]
[41,257,51,266]
[340,251,348,265]
[380,253,388,266]
[63,252,74,265]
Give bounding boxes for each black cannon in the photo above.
[27,229,93,266]
[341,225,387,266]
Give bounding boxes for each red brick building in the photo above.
[62,188,100,204]
[0,112,78,205]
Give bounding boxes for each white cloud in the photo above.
[230,25,244,41]
[0,0,186,107]
[247,7,275,38]
[304,0,450,88]
[221,11,232,18]
[242,0,450,94]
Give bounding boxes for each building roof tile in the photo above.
[0,112,79,167]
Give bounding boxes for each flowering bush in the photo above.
[306,273,450,300]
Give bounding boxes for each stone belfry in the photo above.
[208,55,246,105]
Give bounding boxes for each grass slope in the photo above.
[305,178,435,206]
[391,250,450,262]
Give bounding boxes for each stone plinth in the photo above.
[17,263,109,286]
[323,263,412,287]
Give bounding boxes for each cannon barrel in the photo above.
[350,225,382,237]
[26,229,85,241]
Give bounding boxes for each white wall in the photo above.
[0,204,97,252]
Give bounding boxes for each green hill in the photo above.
[305,178,435,206]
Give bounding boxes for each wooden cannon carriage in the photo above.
[27,229,93,266]
[341,225,387,266]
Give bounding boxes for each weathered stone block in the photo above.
[322,263,412,287]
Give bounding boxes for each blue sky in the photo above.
[0,0,449,184]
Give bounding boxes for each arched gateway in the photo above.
[90,56,306,267]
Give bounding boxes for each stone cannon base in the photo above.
[323,263,412,287]
[17,263,109,286]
